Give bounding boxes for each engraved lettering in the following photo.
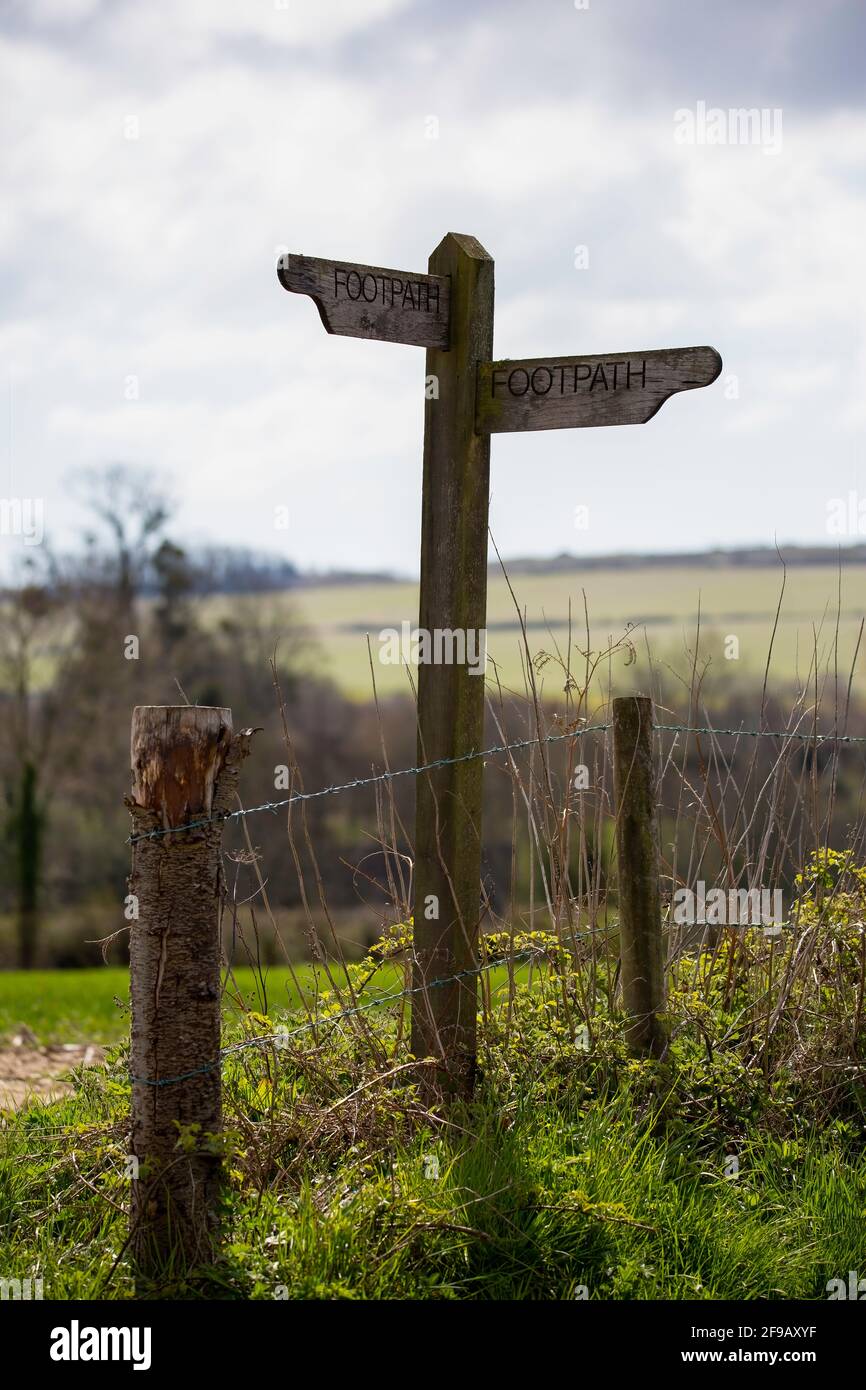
[328,267,443,317]
[280,254,450,348]
[476,347,722,433]
[626,359,646,389]
[531,366,553,395]
[487,358,653,401]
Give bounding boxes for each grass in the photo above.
[0,968,130,1043]
[1,926,865,1301]
[1,1013,864,1300]
[0,964,405,1045]
[2,661,865,1300]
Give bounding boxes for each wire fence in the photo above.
[127,718,866,845]
[123,711,866,1084]
[131,947,555,1088]
[0,946,597,1156]
[7,711,865,1147]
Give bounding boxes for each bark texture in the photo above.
[127,706,252,1277]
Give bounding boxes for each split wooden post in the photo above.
[127,706,250,1279]
[410,233,494,1102]
[611,695,667,1058]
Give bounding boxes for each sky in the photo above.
[1,0,865,577]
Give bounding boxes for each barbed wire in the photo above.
[0,935,611,1152]
[128,722,612,843]
[0,930,618,1151]
[128,718,866,846]
[130,945,567,1088]
[655,723,866,743]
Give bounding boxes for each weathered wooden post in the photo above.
[611,695,667,1058]
[411,234,494,1102]
[127,706,250,1278]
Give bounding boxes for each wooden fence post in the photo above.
[411,233,494,1103]
[127,706,250,1279]
[611,695,667,1058]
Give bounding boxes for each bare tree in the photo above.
[68,462,174,619]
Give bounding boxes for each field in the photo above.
[211,562,866,700]
[0,964,406,1047]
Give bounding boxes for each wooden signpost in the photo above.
[278,233,721,1100]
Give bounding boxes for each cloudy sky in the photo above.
[1,0,864,576]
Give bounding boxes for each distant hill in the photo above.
[496,544,866,577]
[9,542,860,603]
[188,541,866,594]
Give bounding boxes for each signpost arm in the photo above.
[411,233,494,1102]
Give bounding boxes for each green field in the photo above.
[212,562,866,699]
[0,964,403,1045]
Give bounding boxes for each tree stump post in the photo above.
[127,705,251,1280]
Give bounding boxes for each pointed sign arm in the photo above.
[475,345,722,433]
[277,253,450,349]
